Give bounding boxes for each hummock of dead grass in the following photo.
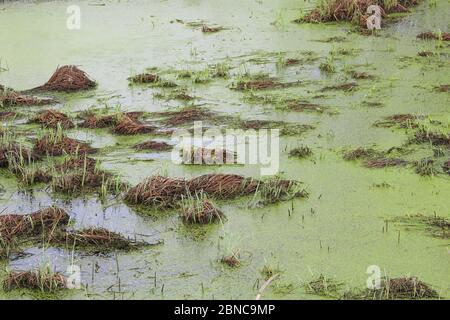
[0,207,69,242]
[36,65,96,92]
[31,110,74,129]
[3,270,67,292]
[33,135,94,157]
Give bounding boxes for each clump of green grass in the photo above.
[319,53,335,73]
[179,192,225,224]
[3,264,67,293]
[414,158,438,176]
[393,213,449,239]
[261,263,282,280]
[305,274,342,297]
[342,276,439,300]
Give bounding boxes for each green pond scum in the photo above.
[0,0,449,303]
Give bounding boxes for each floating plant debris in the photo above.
[134,140,172,151]
[322,82,357,92]
[289,146,313,158]
[50,228,149,251]
[128,73,159,84]
[393,213,449,239]
[417,31,450,41]
[373,114,420,128]
[201,25,224,33]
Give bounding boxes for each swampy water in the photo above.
[0,0,449,299]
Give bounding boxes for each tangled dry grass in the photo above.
[134,140,172,151]
[33,135,94,157]
[373,113,419,128]
[124,175,188,208]
[0,207,69,242]
[3,269,67,292]
[297,0,419,28]
[0,85,54,107]
[0,143,36,168]
[31,110,74,129]
[154,106,218,127]
[112,115,155,135]
[128,73,159,84]
[37,65,96,92]
[125,174,303,209]
[51,228,146,250]
[80,112,142,129]
[417,31,450,41]
[413,129,450,147]
[180,197,225,224]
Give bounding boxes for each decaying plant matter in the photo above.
[180,195,225,224]
[134,140,172,151]
[3,269,67,292]
[297,0,419,28]
[0,85,53,107]
[31,109,74,129]
[50,228,147,250]
[112,115,155,135]
[35,65,96,92]
[0,207,69,242]
[33,134,94,157]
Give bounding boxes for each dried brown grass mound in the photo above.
[56,156,97,172]
[0,143,35,168]
[443,160,450,174]
[343,147,377,160]
[3,270,67,292]
[128,73,159,84]
[33,135,94,157]
[134,140,171,151]
[181,199,225,224]
[0,87,53,107]
[322,82,357,92]
[434,84,450,93]
[52,171,118,195]
[201,25,224,33]
[156,106,216,127]
[363,157,407,168]
[417,32,450,41]
[31,110,74,129]
[38,65,96,92]
[374,114,419,128]
[187,174,259,199]
[181,147,236,164]
[112,115,155,135]
[52,228,143,250]
[0,111,17,120]
[378,277,438,299]
[413,129,450,147]
[80,112,142,129]
[125,176,188,208]
[0,207,69,242]
[234,79,284,91]
[298,0,419,27]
